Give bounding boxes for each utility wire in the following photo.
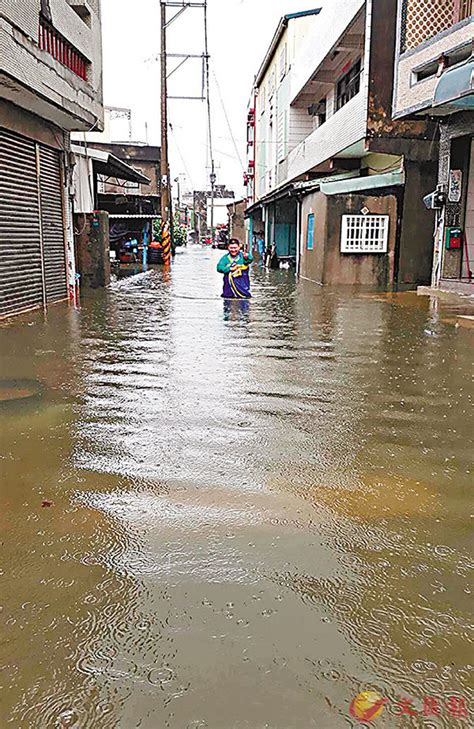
[212,67,246,173]
[203,0,214,179]
[169,121,195,188]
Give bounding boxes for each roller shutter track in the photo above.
[39,145,68,303]
[0,129,44,317]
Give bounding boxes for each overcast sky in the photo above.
[101,0,322,196]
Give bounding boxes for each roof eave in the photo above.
[254,8,322,87]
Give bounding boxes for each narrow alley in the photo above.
[1,247,472,728]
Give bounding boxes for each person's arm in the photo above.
[242,250,253,264]
[217,255,232,274]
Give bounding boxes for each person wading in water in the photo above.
[216,239,253,299]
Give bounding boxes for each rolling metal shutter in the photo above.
[39,145,68,303]
[0,129,44,317]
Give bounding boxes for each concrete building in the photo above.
[246,1,439,287]
[0,0,103,317]
[393,0,473,293]
[227,199,246,245]
[245,8,322,262]
[193,186,235,241]
[71,143,151,287]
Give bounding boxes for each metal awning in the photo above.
[320,170,404,196]
[108,214,161,219]
[433,59,474,112]
[71,144,150,185]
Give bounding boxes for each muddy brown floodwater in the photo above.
[0,246,473,728]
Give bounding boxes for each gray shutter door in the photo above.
[0,129,44,317]
[39,145,68,303]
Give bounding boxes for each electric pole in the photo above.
[160,0,172,264]
[209,166,216,247]
[156,0,212,257]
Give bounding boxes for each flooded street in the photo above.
[1,246,473,728]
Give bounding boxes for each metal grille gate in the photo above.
[0,128,67,317]
[0,129,44,317]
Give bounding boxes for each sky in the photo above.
[101,0,323,197]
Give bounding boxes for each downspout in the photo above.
[296,195,302,277]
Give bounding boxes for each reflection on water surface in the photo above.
[1,247,472,728]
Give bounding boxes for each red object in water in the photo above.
[119,252,134,263]
[41,500,54,508]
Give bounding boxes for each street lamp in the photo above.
[174,176,181,209]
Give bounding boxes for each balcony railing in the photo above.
[38,17,88,80]
[400,0,473,53]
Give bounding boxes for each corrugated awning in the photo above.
[320,170,404,196]
[71,144,150,185]
[433,59,474,112]
[108,214,161,219]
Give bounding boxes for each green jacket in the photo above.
[217,251,253,274]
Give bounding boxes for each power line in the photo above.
[203,0,216,245]
[212,67,246,174]
[168,121,195,188]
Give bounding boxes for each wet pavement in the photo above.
[1,246,473,728]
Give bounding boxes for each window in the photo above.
[268,69,276,99]
[413,43,473,84]
[259,84,266,114]
[340,215,389,253]
[306,214,315,250]
[458,0,473,21]
[336,59,361,111]
[68,2,92,27]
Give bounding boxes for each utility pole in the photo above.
[203,0,215,248]
[156,0,211,256]
[209,166,216,247]
[160,0,172,265]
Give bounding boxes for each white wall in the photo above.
[290,0,365,105]
[288,92,366,181]
[463,140,474,280]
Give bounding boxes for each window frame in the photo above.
[340,214,389,254]
[336,59,362,111]
[306,213,315,251]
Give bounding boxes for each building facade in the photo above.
[393,0,473,292]
[246,0,440,288]
[0,0,103,317]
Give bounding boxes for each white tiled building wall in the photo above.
[0,0,103,130]
[393,22,473,117]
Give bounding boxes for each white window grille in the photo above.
[277,110,285,162]
[279,44,287,80]
[340,214,389,253]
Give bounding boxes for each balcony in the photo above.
[400,0,473,54]
[39,17,89,81]
[287,91,366,182]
